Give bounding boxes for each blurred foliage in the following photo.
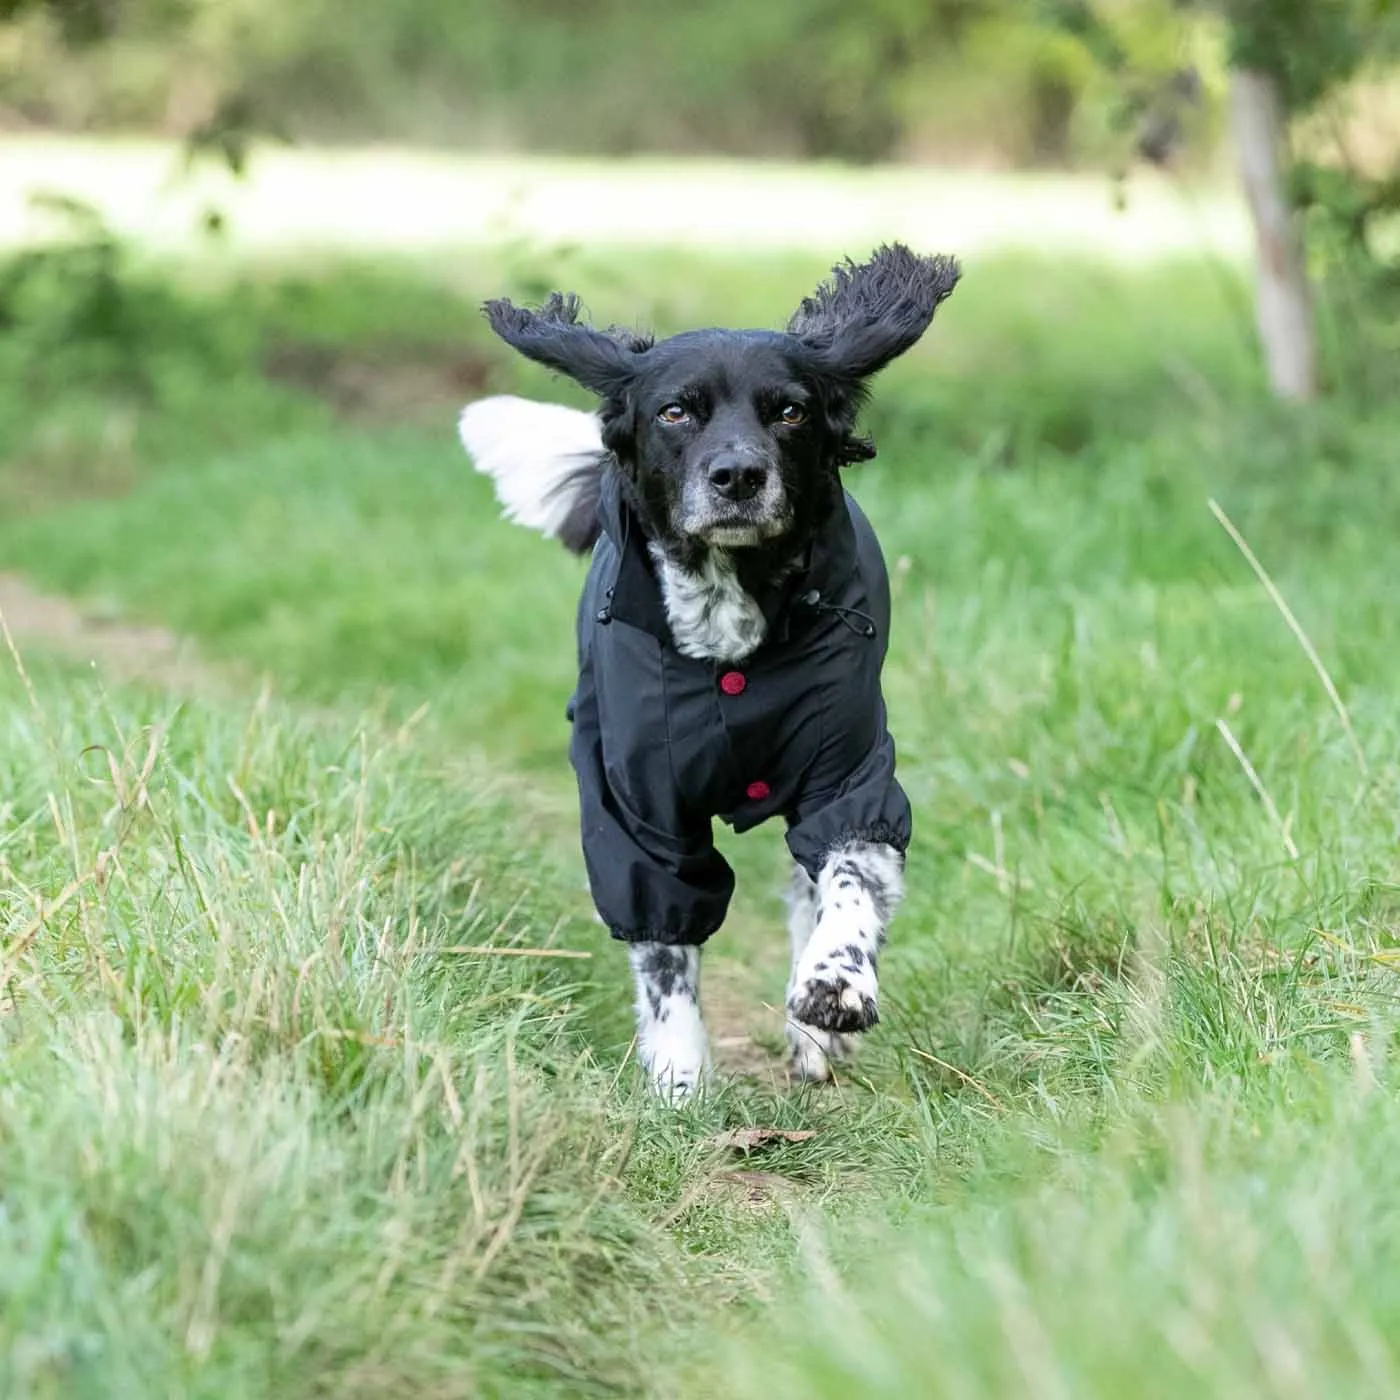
[0,193,247,399]
[0,0,1224,166]
[0,0,1396,172]
[1051,0,1400,289]
[1210,0,1400,288]
[1216,0,1400,112]
[2,0,1400,365]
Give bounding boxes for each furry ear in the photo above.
[484,292,651,396]
[788,244,960,380]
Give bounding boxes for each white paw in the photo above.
[649,1061,707,1103]
[640,1003,711,1104]
[787,1023,854,1083]
[630,943,709,1105]
[787,940,880,1034]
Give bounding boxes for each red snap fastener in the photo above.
[720,671,746,696]
[745,780,771,802]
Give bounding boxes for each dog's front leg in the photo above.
[786,841,903,1066]
[629,943,709,1101]
[784,865,853,1082]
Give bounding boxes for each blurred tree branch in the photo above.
[1229,66,1316,399]
[1214,0,1397,399]
[1045,0,1400,402]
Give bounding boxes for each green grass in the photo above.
[4,228,1400,1397]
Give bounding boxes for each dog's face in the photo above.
[619,331,820,548]
[482,245,959,553]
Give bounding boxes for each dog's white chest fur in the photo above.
[649,544,767,663]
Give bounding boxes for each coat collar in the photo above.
[596,470,860,647]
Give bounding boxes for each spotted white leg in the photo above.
[629,943,710,1102]
[787,841,903,1041]
[784,863,856,1082]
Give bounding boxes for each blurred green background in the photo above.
[6,4,1400,1399]
[0,0,1391,169]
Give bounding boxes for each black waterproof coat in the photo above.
[567,475,911,947]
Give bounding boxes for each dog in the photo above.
[458,245,959,1099]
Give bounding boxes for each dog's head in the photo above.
[482,245,959,552]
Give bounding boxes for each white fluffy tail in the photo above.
[458,395,607,553]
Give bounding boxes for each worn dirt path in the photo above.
[0,572,211,690]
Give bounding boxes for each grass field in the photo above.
[4,168,1400,1397]
[0,138,1250,262]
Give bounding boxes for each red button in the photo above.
[745,780,771,802]
[719,671,746,696]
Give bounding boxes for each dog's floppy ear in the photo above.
[788,244,959,380]
[484,292,650,396]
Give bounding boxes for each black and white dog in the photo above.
[458,245,959,1099]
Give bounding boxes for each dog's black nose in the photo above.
[707,458,768,503]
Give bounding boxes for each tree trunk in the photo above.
[1228,67,1317,402]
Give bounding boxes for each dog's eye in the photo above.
[778,403,808,426]
[657,404,690,425]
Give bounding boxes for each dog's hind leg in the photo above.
[784,864,854,1082]
[629,943,709,1102]
[787,841,903,1042]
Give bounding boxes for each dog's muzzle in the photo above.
[706,450,770,504]
[679,447,789,545]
